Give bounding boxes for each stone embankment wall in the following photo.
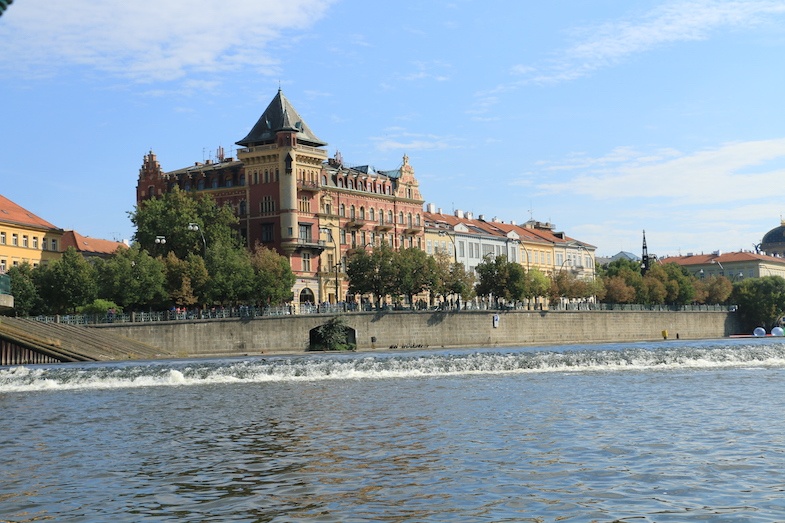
[94,310,740,358]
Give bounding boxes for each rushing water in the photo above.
[3,338,785,522]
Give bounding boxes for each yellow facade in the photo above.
[0,195,64,273]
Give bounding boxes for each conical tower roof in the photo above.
[236,89,327,148]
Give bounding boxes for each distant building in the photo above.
[61,231,126,259]
[659,251,785,280]
[0,194,64,272]
[760,220,785,257]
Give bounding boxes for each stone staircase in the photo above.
[0,317,170,363]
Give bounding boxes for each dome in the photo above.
[761,221,785,256]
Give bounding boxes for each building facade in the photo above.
[137,90,425,305]
[660,251,785,280]
[0,194,64,273]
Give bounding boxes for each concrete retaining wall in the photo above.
[94,309,740,358]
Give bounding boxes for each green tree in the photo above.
[249,244,296,305]
[731,276,785,332]
[36,247,98,313]
[162,251,208,308]
[204,238,254,305]
[130,187,240,260]
[96,244,167,310]
[346,245,396,309]
[662,262,695,305]
[475,255,509,305]
[524,268,550,308]
[7,263,42,316]
[392,247,437,308]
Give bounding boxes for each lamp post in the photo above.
[155,235,166,255]
[188,223,207,257]
[319,227,339,304]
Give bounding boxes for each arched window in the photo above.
[339,204,346,217]
[197,179,205,190]
[348,179,354,190]
[264,170,269,183]
[338,178,344,188]
[239,175,245,186]
[407,213,413,226]
[415,214,421,226]
[350,205,356,219]
[369,208,375,221]
[398,212,404,224]
[184,181,191,191]
[321,175,327,185]
[359,207,365,220]
[239,200,247,215]
[387,210,393,224]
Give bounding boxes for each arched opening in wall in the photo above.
[308,317,357,351]
[300,287,315,305]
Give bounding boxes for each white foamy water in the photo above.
[3,338,785,521]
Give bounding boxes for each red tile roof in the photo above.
[0,194,61,231]
[61,230,127,256]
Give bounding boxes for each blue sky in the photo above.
[2,1,785,257]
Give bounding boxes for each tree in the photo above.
[731,276,785,332]
[603,275,636,304]
[662,262,695,305]
[130,187,240,260]
[204,238,254,305]
[392,247,437,308]
[36,247,98,313]
[524,268,550,308]
[475,255,509,305]
[162,252,207,308]
[96,244,167,310]
[7,263,42,316]
[697,275,733,304]
[347,245,396,309]
[249,244,296,305]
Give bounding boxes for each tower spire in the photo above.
[642,229,650,275]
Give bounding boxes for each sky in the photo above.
[2,1,785,258]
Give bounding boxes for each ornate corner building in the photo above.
[137,89,425,305]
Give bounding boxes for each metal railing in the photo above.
[26,301,736,326]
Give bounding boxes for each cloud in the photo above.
[371,132,463,152]
[533,138,785,205]
[0,0,336,82]
[509,0,785,85]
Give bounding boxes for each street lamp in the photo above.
[188,223,207,257]
[155,235,166,245]
[319,227,340,304]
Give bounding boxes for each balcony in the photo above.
[345,218,368,229]
[281,238,326,253]
[375,221,394,231]
[297,179,320,192]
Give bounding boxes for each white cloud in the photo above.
[509,0,785,85]
[371,132,462,152]
[0,0,336,82]
[534,138,785,206]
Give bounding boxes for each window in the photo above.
[459,241,465,257]
[22,235,28,248]
[51,239,58,251]
[427,240,433,254]
[12,234,18,246]
[322,175,327,185]
[239,201,247,216]
[261,223,274,243]
[264,170,269,183]
[260,196,275,214]
[0,231,5,244]
[302,252,311,272]
[299,224,311,241]
[41,238,47,251]
[33,237,38,249]
[359,207,365,220]
[350,206,356,219]
[339,204,346,217]
[398,212,404,224]
[299,196,310,213]
[340,229,347,245]
[388,210,393,224]
[239,175,245,186]
[369,208,375,221]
